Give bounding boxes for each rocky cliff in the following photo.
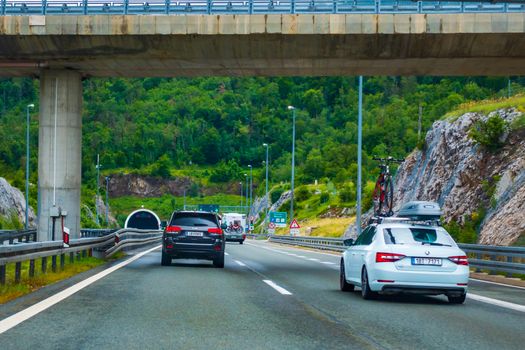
[393,108,524,245]
[0,177,36,228]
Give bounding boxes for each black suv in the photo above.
[162,211,226,268]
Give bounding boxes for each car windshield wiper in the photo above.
[421,242,452,247]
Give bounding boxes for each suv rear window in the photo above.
[383,227,456,246]
[170,213,218,227]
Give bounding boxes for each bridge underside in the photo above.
[1,14,525,76]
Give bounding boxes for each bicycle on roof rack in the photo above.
[372,156,404,217]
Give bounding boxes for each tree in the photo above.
[469,115,508,151]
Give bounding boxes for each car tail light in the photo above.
[449,256,469,265]
[376,252,406,263]
[214,245,222,251]
[208,228,223,235]
[242,234,246,239]
[166,225,182,233]
[166,244,173,249]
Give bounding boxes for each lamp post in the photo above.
[95,154,101,226]
[356,76,363,236]
[239,181,243,213]
[248,165,253,223]
[263,143,269,230]
[105,176,111,227]
[25,103,34,230]
[288,105,296,226]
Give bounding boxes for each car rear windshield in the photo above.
[383,227,456,246]
[170,213,218,227]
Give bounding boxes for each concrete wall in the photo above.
[1,14,525,76]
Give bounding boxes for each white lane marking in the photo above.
[469,278,525,290]
[247,240,342,258]
[297,255,307,259]
[468,293,525,313]
[308,258,320,262]
[0,245,161,335]
[224,252,229,256]
[263,280,293,295]
[235,260,247,267]
[321,262,336,265]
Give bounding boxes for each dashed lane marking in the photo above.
[468,293,525,313]
[0,244,162,335]
[235,260,247,267]
[263,280,293,295]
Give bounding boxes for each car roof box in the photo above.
[396,201,442,221]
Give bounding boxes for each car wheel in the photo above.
[213,254,225,268]
[448,293,466,304]
[239,240,244,245]
[361,267,378,300]
[161,251,171,266]
[340,259,354,292]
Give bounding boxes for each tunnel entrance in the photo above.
[124,209,161,230]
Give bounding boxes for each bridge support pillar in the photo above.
[37,70,82,241]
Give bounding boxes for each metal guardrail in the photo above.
[267,235,525,275]
[0,0,524,16]
[0,229,37,245]
[0,228,162,284]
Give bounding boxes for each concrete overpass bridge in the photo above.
[1,3,524,240]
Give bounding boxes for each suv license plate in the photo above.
[186,232,203,237]
[412,257,442,266]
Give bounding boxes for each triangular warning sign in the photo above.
[289,219,300,229]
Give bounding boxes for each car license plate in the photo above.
[186,231,203,237]
[412,257,442,266]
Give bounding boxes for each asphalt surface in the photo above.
[1,240,524,350]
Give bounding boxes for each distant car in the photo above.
[222,213,246,244]
[340,216,469,304]
[162,211,226,268]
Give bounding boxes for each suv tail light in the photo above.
[449,256,469,266]
[166,225,182,233]
[376,252,406,263]
[208,228,223,235]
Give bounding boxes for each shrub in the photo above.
[320,191,330,204]
[271,187,284,204]
[469,115,508,151]
[295,186,311,202]
[338,184,355,203]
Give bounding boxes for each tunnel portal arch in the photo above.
[124,209,161,230]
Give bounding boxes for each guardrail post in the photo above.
[375,0,380,14]
[83,0,88,15]
[1,0,6,16]
[0,264,5,284]
[291,0,295,14]
[42,0,47,15]
[52,255,57,272]
[76,252,81,261]
[475,253,481,272]
[124,0,129,15]
[333,0,337,14]
[82,250,87,258]
[506,256,513,277]
[489,254,497,275]
[165,0,170,14]
[15,262,21,283]
[60,254,65,269]
[41,257,47,274]
[29,259,35,277]
[69,252,74,263]
[249,0,253,14]
[207,0,212,14]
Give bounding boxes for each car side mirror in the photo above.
[221,223,227,230]
[343,238,354,246]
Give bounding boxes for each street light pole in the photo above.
[25,103,34,230]
[95,154,101,226]
[288,106,296,226]
[105,176,110,227]
[356,76,364,236]
[263,143,269,229]
[240,181,243,213]
[248,165,253,221]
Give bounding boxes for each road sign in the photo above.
[198,204,220,213]
[269,211,287,228]
[289,219,300,229]
[290,228,300,236]
[268,222,276,229]
[268,228,275,234]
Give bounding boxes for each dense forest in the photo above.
[0,76,522,201]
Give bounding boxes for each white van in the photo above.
[222,213,247,244]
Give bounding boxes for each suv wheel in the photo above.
[239,240,244,245]
[213,254,225,268]
[448,293,466,304]
[340,259,354,292]
[361,267,378,300]
[161,251,171,266]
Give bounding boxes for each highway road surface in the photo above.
[1,240,524,349]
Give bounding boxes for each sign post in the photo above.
[289,219,300,236]
[268,222,276,235]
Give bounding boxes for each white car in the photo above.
[340,219,469,304]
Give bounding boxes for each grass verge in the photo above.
[444,95,525,120]
[0,252,125,304]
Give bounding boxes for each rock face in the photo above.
[0,177,36,228]
[393,109,524,245]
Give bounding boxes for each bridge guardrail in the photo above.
[0,228,162,285]
[267,235,525,275]
[1,0,524,16]
[0,229,37,245]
